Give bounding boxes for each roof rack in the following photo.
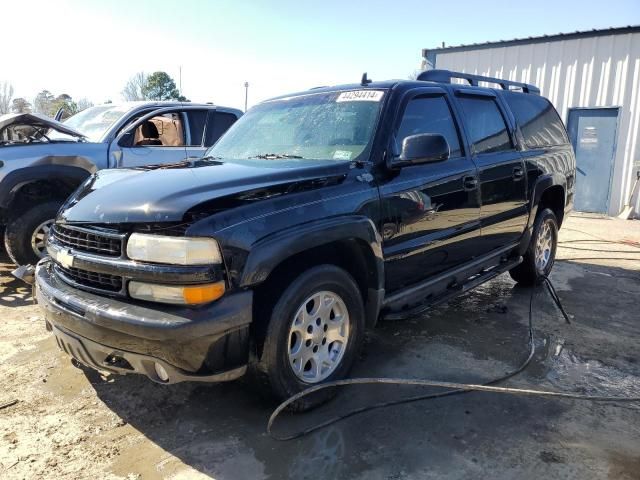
[417,69,540,94]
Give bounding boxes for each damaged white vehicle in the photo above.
[0,102,241,265]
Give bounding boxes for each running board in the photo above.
[382,244,522,320]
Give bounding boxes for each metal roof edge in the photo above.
[422,25,640,56]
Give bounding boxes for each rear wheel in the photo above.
[509,207,558,285]
[4,201,61,266]
[258,265,365,411]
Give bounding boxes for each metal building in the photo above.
[422,26,640,216]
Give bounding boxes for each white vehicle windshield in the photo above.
[206,90,385,162]
[49,105,133,142]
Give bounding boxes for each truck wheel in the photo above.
[259,265,365,411]
[509,208,558,286]
[4,201,61,266]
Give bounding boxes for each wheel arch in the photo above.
[241,216,385,334]
[529,173,567,228]
[0,165,91,212]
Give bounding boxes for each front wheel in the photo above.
[4,201,61,266]
[258,265,365,411]
[509,207,558,286]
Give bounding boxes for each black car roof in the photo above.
[264,70,543,104]
[264,80,417,102]
[262,79,499,104]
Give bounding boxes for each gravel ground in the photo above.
[0,213,639,479]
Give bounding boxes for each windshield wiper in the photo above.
[249,153,304,160]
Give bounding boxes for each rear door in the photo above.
[453,89,527,253]
[379,88,481,292]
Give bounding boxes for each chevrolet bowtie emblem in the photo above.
[56,249,74,269]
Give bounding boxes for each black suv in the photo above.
[35,70,575,409]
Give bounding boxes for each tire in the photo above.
[4,201,61,266]
[258,265,365,411]
[509,208,558,286]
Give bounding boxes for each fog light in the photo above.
[154,362,170,382]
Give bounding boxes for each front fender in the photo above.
[238,215,384,289]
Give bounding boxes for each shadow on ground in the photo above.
[0,251,33,307]
[80,260,640,479]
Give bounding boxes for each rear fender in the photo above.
[527,173,566,229]
[518,173,566,254]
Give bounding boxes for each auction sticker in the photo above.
[336,90,384,102]
[333,150,353,160]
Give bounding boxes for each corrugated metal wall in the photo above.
[428,32,640,216]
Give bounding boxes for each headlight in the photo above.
[129,281,225,305]
[126,233,222,265]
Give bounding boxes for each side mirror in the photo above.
[394,133,450,167]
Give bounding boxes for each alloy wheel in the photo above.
[534,220,554,272]
[31,219,54,258]
[287,290,350,383]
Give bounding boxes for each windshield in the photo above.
[49,105,133,142]
[207,90,385,162]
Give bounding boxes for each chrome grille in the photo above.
[55,264,123,293]
[51,225,122,257]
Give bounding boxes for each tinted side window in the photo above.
[503,92,569,147]
[186,110,208,146]
[457,96,513,154]
[396,95,462,158]
[205,112,238,146]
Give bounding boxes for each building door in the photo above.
[567,108,619,214]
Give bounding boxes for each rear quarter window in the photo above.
[503,92,569,148]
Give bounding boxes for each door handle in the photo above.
[463,175,478,191]
[513,166,524,180]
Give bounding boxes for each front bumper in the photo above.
[36,259,252,384]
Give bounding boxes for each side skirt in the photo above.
[382,243,522,320]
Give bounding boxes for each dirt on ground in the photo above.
[0,214,639,479]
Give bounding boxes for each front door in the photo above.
[379,89,481,292]
[567,108,619,214]
[116,111,206,168]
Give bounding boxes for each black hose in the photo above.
[267,278,638,441]
[543,277,571,324]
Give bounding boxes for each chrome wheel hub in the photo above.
[31,219,54,258]
[534,220,553,272]
[287,291,350,383]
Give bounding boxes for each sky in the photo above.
[2,0,640,111]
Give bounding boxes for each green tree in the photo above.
[142,71,188,101]
[49,94,78,119]
[11,98,31,113]
[33,90,54,115]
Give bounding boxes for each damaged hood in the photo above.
[0,112,86,139]
[59,159,352,224]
